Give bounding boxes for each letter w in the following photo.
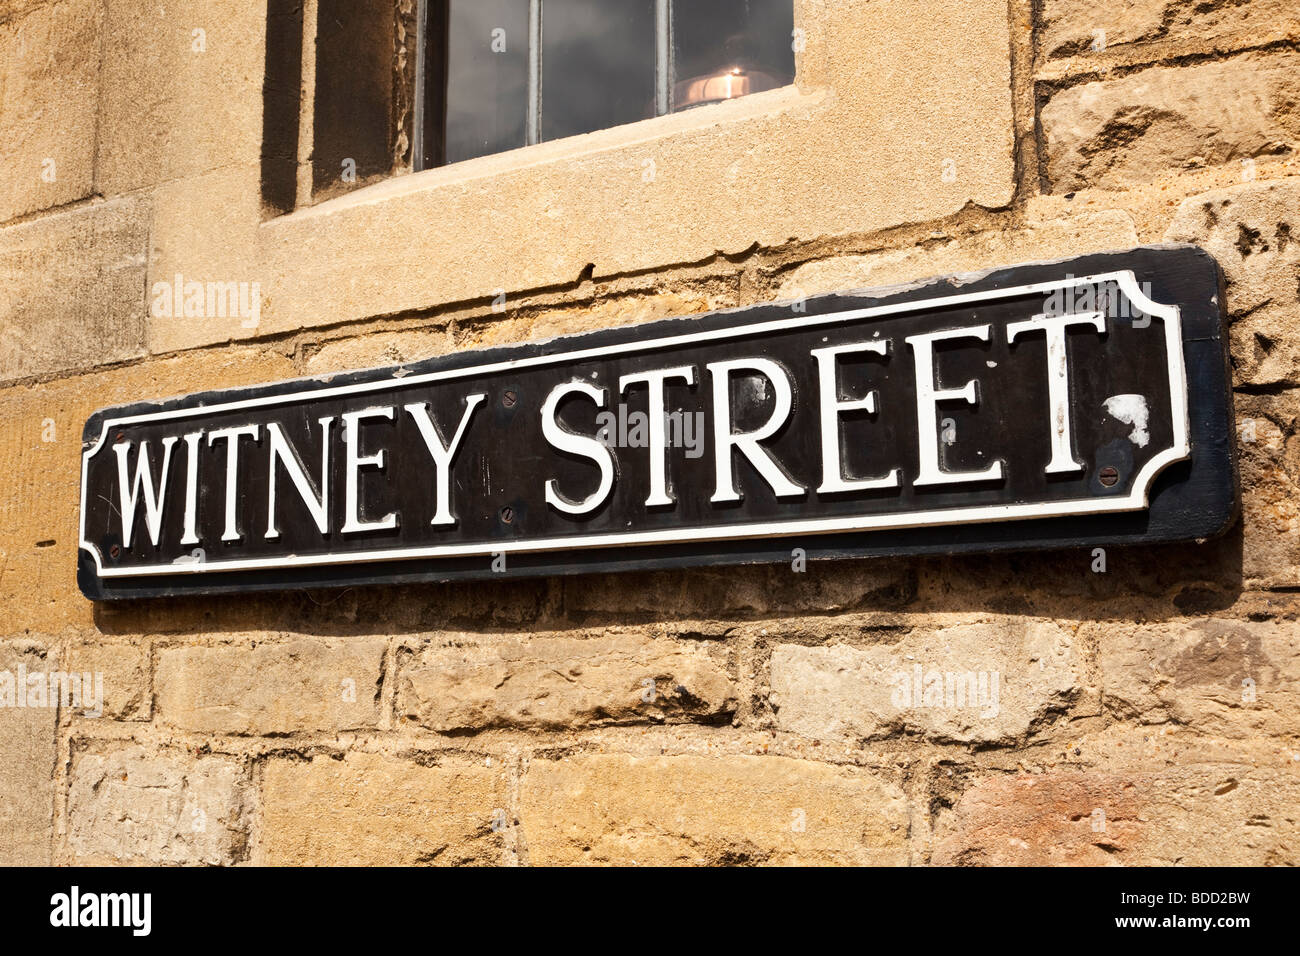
[113,437,178,547]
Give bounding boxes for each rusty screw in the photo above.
[500,506,514,524]
[109,544,121,558]
[1099,466,1119,487]
[502,390,517,408]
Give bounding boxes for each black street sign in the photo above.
[78,246,1236,599]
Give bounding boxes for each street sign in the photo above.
[78,246,1236,599]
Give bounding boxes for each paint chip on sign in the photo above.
[1104,394,1149,447]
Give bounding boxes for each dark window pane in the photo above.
[439,0,529,165]
[541,0,656,142]
[672,0,794,111]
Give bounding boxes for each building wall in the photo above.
[1,0,1298,865]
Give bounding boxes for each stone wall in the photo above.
[0,0,1297,865]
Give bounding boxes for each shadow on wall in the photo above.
[91,520,1245,638]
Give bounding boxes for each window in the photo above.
[259,1,797,215]
[416,0,796,169]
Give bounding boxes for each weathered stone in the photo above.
[68,745,250,864]
[911,535,1240,619]
[261,752,509,865]
[0,639,56,864]
[1038,0,1300,62]
[1166,177,1300,387]
[0,0,99,222]
[156,637,385,735]
[777,210,1140,300]
[1096,614,1300,736]
[1035,719,1297,768]
[310,0,394,200]
[932,766,1300,865]
[63,640,150,720]
[565,560,914,618]
[96,0,265,195]
[520,754,909,865]
[146,164,265,354]
[0,347,296,633]
[1041,54,1300,192]
[398,630,736,732]
[770,621,1079,744]
[94,575,550,639]
[461,292,718,353]
[0,2,48,25]
[1234,389,1300,588]
[303,327,455,377]
[0,196,148,382]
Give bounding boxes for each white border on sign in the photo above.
[79,270,1189,578]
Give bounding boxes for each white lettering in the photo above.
[708,358,803,503]
[811,340,900,494]
[404,395,485,526]
[617,366,695,507]
[906,325,1003,487]
[265,417,333,538]
[206,425,261,542]
[1007,311,1106,474]
[340,408,398,534]
[542,381,615,516]
[113,437,178,548]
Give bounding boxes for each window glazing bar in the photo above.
[526,0,542,145]
[655,0,671,116]
[412,0,427,171]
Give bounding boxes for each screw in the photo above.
[109,544,121,558]
[1099,466,1119,487]
[500,506,514,524]
[502,391,517,408]
[115,432,125,442]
